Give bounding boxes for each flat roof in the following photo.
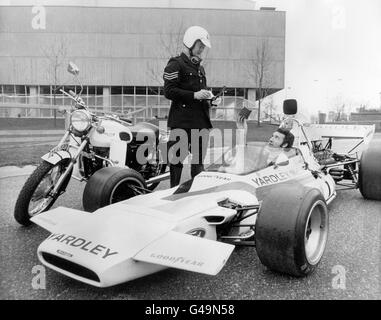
[0,0,257,10]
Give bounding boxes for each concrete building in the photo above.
[0,0,286,119]
[350,111,381,131]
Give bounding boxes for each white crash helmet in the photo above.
[183,26,211,49]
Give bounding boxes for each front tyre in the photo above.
[14,160,72,226]
[82,167,147,212]
[255,185,329,277]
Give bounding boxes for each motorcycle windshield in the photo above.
[206,141,273,175]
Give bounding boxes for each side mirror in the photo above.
[283,99,297,115]
[67,62,79,75]
[274,153,289,167]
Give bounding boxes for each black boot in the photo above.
[191,163,204,179]
[170,164,183,188]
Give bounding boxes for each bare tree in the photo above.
[42,38,68,127]
[247,39,274,126]
[147,20,186,88]
[329,94,346,121]
[335,104,346,121]
[262,95,279,124]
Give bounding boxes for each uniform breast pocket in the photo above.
[183,72,201,90]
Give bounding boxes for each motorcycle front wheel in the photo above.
[14,160,72,226]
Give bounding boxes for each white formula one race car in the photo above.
[30,100,381,288]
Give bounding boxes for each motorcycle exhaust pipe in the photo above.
[145,172,170,185]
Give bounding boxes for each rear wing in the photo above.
[291,124,375,153]
[306,124,375,140]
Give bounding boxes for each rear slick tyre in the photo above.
[359,139,381,200]
[255,185,329,277]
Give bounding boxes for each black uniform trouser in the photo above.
[167,128,210,188]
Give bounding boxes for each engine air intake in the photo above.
[41,252,100,283]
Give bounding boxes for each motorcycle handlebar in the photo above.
[59,89,87,110]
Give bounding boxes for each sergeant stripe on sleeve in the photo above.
[164,73,178,78]
[164,71,179,80]
[164,71,178,76]
[164,75,178,80]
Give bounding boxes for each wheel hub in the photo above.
[304,200,328,265]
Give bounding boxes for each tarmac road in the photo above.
[1,168,380,300]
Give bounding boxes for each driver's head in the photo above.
[183,26,211,64]
[268,128,294,148]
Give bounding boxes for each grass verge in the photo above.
[0,118,65,130]
[0,144,54,167]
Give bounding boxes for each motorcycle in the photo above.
[14,62,169,226]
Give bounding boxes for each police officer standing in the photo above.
[163,26,213,187]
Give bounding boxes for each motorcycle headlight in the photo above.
[70,110,91,132]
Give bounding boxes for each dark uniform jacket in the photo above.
[163,53,212,129]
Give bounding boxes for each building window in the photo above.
[135,86,146,95]
[224,88,235,96]
[39,86,51,95]
[236,88,245,97]
[87,86,95,95]
[38,85,52,105]
[59,86,71,106]
[3,85,15,95]
[88,86,103,95]
[111,86,122,107]
[96,86,103,95]
[211,87,223,96]
[111,86,122,95]
[58,85,76,97]
[15,85,27,95]
[86,86,103,106]
[148,86,159,95]
[135,96,147,106]
[123,86,134,95]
